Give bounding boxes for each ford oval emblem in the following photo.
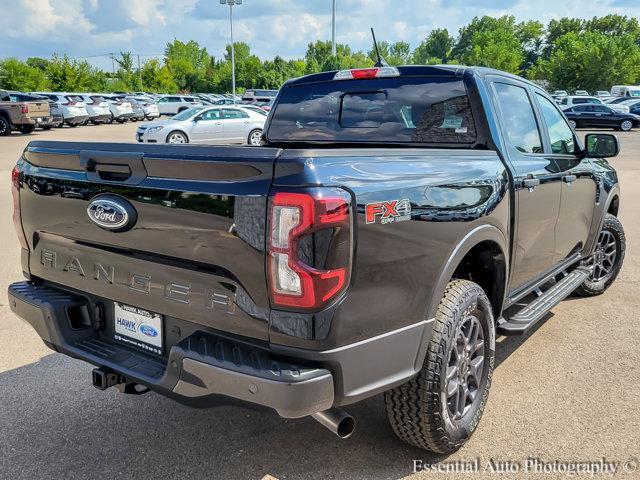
[87,195,137,232]
[139,324,158,337]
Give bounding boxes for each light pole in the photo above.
[331,0,336,56]
[220,0,242,103]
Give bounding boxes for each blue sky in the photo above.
[1,0,638,70]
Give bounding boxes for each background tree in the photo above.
[0,58,49,91]
[413,28,454,64]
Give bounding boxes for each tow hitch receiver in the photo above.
[91,367,150,395]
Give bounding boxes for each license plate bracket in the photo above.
[114,302,163,355]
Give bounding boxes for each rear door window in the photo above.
[493,82,543,154]
[268,77,477,144]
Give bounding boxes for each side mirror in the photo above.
[193,115,201,122]
[585,133,619,158]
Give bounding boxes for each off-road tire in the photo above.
[575,214,625,296]
[384,279,495,453]
[17,125,36,134]
[0,115,12,136]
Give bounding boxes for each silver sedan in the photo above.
[136,106,266,145]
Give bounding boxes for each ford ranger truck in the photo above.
[8,66,625,452]
[0,90,51,135]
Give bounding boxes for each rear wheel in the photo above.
[248,129,263,146]
[0,116,12,136]
[166,130,188,144]
[42,125,53,131]
[620,120,633,131]
[575,214,625,296]
[67,122,77,128]
[18,124,36,134]
[385,280,495,453]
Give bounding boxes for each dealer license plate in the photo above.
[114,302,163,355]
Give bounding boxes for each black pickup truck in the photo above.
[8,66,625,453]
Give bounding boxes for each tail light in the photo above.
[20,103,29,114]
[268,188,353,310]
[11,165,29,250]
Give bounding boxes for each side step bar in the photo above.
[498,267,590,336]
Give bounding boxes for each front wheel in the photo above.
[620,120,633,132]
[248,128,263,146]
[166,130,188,144]
[575,213,625,296]
[67,122,77,128]
[385,279,495,453]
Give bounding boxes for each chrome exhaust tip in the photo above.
[311,408,356,439]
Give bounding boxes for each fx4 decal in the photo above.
[365,199,412,224]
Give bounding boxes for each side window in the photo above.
[534,93,575,155]
[222,109,248,119]
[494,83,543,154]
[574,98,586,104]
[158,97,168,103]
[560,97,568,105]
[201,109,221,120]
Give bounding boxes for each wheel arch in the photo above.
[427,225,509,320]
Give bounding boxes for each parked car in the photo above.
[574,90,590,96]
[156,95,203,115]
[261,98,275,112]
[125,96,160,120]
[9,65,625,454]
[136,106,265,145]
[5,93,60,130]
[605,96,632,105]
[71,95,112,125]
[617,99,640,115]
[0,90,51,134]
[559,95,629,114]
[242,89,278,102]
[101,95,135,123]
[563,104,640,131]
[240,105,268,116]
[552,90,568,97]
[31,92,89,127]
[595,91,611,98]
[610,85,640,98]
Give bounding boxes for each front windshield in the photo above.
[172,106,204,121]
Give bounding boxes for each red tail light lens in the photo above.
[20,103,29,114]
[11,165,28,250]
[268,189,352,310]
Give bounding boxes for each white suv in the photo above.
[559,95,630,114]
[157,95,203,115]
[31,92,90,127]
[71,94,112,124]
[101,95,135,123]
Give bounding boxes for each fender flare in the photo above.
[585,184,621,254]
[426,224,509,319]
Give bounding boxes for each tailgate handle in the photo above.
[79,150,147,185]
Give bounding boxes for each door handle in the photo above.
[522,177,540,190]
[563,174,577,184]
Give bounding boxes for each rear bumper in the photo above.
[66,115,90,125]
[8,280,432,413]
[8,281,332,417]
[89,114,112,123]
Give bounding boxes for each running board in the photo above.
[498,267,590,336]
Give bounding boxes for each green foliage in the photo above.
[533,32,640,91]
[1,16,639,95]
[413,29,453,64]
[0,58,49,91]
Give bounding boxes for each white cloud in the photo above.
[2,0,640,67]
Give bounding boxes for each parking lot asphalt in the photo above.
[0,123,638,480]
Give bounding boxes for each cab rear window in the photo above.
[267,77,477,144]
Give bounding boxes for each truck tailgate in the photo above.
[25,100,50,119]
[18,141,279,341]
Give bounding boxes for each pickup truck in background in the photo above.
[0,90,51,135]
[8,65,625,453]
